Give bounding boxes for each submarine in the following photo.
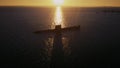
[34,25,80,34]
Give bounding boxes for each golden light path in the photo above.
[53,0,64,26]
[54,6,63,25]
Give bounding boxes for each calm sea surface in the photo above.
[0,7,120,68]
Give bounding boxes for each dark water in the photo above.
[0,7,120,68]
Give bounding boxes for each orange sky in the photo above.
[0,0,120,7]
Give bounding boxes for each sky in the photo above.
[0,0,120,7]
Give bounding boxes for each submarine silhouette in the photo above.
[34,25,80,34]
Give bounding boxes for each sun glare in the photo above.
[53,0,64,6]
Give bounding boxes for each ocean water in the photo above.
[0,7,120,68]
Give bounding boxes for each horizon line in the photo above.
[0,5,120,8]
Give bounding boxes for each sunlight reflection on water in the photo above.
[54,6,63,25]
[43,7,71,63]
[51,6,65,29]
[44,36,71,57]
[41,6,71,67]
